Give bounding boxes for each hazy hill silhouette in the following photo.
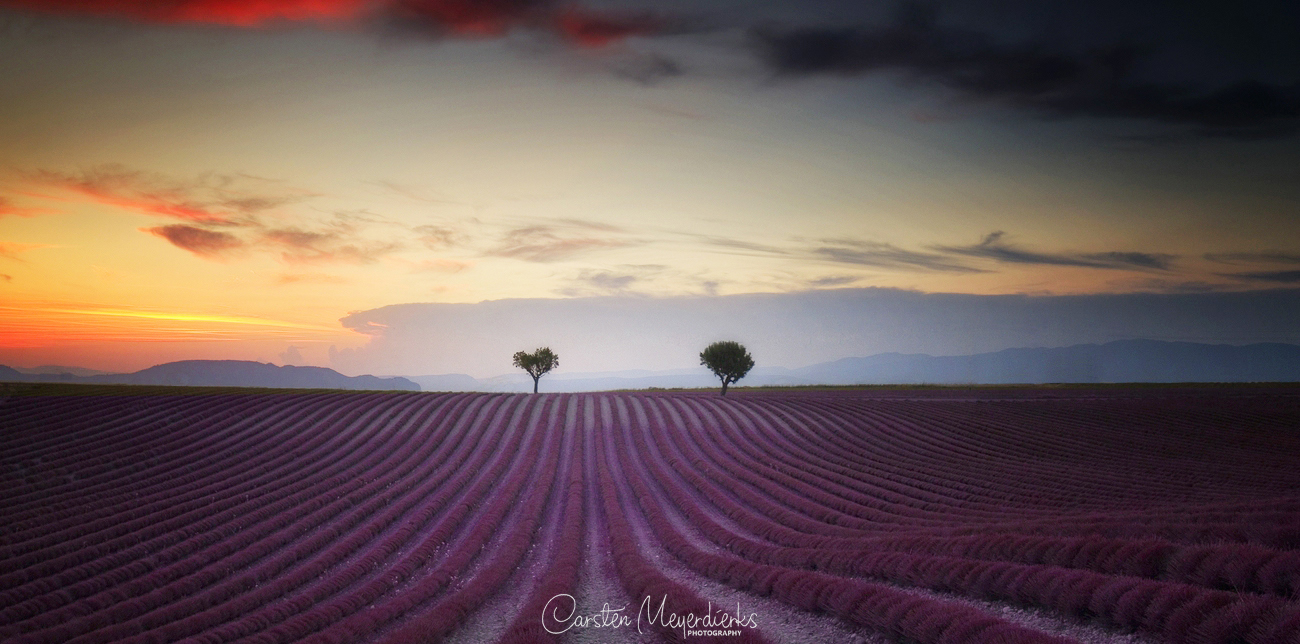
[793,340,1300,385]
[0,360,418,391]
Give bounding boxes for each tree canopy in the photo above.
[513,347,559,394]
[699,341,754,396]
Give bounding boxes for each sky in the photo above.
[1,0,1298,376]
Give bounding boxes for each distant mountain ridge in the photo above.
[11,365,120,377]
[0,360,419,391]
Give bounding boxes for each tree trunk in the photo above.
[720,379,729,396]
[533,376,539,394]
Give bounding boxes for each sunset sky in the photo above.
[2,0,1299,376]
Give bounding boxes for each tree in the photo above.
[699,341,753,396]
[513,347,559,394]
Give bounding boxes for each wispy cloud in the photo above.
[580,271,638,292]
[814,239,984,273]
[615,54,685,85]
[557,264,670,296]
[263,226,402,264]
[144,224,245,258]
[0,196,56,218]
[490,224,638,262]
[809,275,859,287]
[0,241,51,261]
[28,164,306,224]
[410,258,471,273]
[277,272,348,285]
[749,5,1300,138]
[1219,270,1300,284]
[699,236,791,256]
[935,231,1176,271]
[414,224,465,249]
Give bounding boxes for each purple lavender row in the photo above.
[494,397,587,644]
[591,396,772,644]
[2,393,451,642]
[2,393,342,554]
[1,393,390,606]
[258,394,549,644]
[615,394,1076,644]
[372,396,573,644]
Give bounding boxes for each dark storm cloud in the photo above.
[936,231,1176,270]
[145,224,244,258]
[749,4,1300,138]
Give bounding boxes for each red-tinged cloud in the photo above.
[146,224,245,257]
[29,165,306,224]
[0,0,370,26]
[0,196,57,218]
[553,7,664,48]
[388,0,546,37]
[1,0,679,47]
[262,226,402,264]
[0,241,52,260]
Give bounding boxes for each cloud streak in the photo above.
[0,196,56,218]
[935,231,1176,271]
[490,224,638,262]
[144,224,245,258]
[263,226,403,264]
[1220,270,1300,284]
[1206,251,1300,266]
[0,241,50,261]
[29,165,305,224]
[814,239,984,273]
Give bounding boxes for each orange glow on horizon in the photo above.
[0,304,361,351]
[29,306,342,331]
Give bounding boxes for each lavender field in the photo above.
[3,386,1300,643]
